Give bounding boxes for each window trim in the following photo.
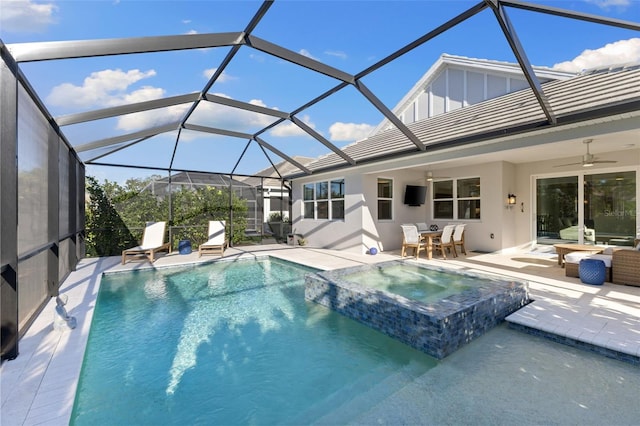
[302,178,345,221]
[377,177,394,221]
[432,176,481,221]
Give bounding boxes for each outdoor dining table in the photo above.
[420,230,443,260]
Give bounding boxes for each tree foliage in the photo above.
[85,175,248,257]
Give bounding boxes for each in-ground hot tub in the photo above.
[305,260,529,359]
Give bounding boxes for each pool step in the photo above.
[291,360,430,424]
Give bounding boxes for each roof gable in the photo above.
[369,54,577,136]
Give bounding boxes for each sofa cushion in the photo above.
[587,254,612,267]
[564,251,593,264]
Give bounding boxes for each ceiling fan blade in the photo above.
[553,162,583,167]
[554,140,616,168]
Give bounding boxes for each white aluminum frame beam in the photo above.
[502,0,640,31]
[291,116,356,165]
[84,137,152,163]
[56,93,200,126]
[7,32,245,63]
[75,122,179,152]
[355,80,426,151]
[254,136,312,175]
[356,1,489,79]
[183,123,252,140]
[246,35,355,84]
[203,93,289,119]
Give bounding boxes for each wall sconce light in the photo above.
[507,194,517,208]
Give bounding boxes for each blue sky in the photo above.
[1,0,639,183]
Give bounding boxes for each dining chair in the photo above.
[452,224,466,255]
[415,222,429,233]
[401,224,427,259]
[432,224,457,259]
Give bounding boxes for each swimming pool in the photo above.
[70,257,437,425]
[69,256,640,425]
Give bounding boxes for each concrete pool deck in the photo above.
[2,245,639,425]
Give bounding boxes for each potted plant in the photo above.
[297,236,307,246]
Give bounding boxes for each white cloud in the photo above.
[299,49,319,61]
[187,96,278,132]
[185,29,198,35]
[202,67,234,83]
[182,19,192,24]
[249,53,265,63]
[329,122,374,142]
[325,50,348,60]
[45,66,308,140]
[47,69,158,108]
[584,0,630,9]
[553,38,640,72]
[271,115,316,137]
[116,103,189,132]
[46,68,177,132]
[0,0,57,33]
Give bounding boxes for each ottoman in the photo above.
[579,258,606,285]
[565,252,612,282]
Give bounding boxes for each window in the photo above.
[433,177,480,220]
[303,179,345,220]
[377,178,393,220]
[457,178,481,219]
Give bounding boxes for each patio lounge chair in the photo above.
[432,224,457,259]
[559,225,595,242]
[401,224,426,259]
[121,221,171,264]
[199,220,228,257]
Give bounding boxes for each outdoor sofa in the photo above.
[564,239,640,287]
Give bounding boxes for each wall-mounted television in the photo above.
[403,185,427,206]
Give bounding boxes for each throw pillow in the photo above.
[429,224,438,231]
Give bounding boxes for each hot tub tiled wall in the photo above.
[305,261,529,359]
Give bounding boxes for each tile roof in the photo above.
[290,67,640,177]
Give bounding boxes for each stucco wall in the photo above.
[292,161,517,254]
[291,147,639,255]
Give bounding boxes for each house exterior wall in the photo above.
[422,161,516,254]
[292,169,434,254]
[292,173,365,252]
[291,161,523,254]
[291,145,639,256]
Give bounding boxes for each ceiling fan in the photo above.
[553,139,617,168]
[425,171,451,181]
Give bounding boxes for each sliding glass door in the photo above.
[584,171,636,245]
[536,171,637,246]
[536,176,579,244]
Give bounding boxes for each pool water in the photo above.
[342,263,477,302]
[70,258,437,425]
